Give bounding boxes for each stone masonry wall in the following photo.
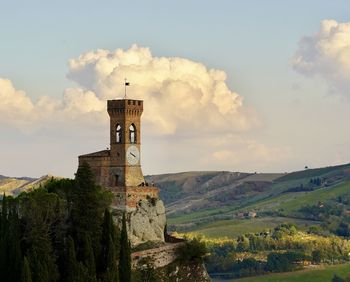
[131,242,184,268]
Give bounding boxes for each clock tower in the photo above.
[108,99,145,187]
[78,98,159,211]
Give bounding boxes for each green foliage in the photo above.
[70,162,112,260]
[0,163,123,282]
[119,212,131,282]
[99,209,118,282]
[204,222,350,280]
[266,251,306,272]
[177,236,208,263]
[236,235,250,251]
[0,194,23,282]
[63,236,79,282]
[312,249,324,263]
[22,256,32,282]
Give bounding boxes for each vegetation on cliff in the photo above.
[0,163,131,282]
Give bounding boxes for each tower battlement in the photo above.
[107,99,143,116]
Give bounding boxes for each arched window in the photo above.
[116,124,122,143]
[129,124,136,143]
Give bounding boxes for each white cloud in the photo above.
[1,45,256,135]
[0,78,106,131]
[67,44,256,135]
[293,19,350,95]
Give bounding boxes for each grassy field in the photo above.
[212,264,350,282]
[226,181,350,215]
[169,181,350,228]
[187,217,319,238]
[276,163,350,182]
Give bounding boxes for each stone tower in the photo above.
[79,98,159,212]
[108,99,144,187]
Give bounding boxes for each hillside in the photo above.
[146,171,283,216]
[0,175,55,196]
[146,163,350,233]
[3,162,350,235]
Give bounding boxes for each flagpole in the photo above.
[124,78,127,99]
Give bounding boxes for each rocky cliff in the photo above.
[113,197,167,246]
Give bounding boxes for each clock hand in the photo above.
[130,152,136,157]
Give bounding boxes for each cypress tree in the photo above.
[0,196,23,281]
[29,249,49,282]
[0,194,8,280]
[99,209,118,282]
[102,235,118,282]
[70,162,111,260]
[64,236,79,282]
[7,202,23,282]
[82,234,97,282]
[22,256,32,282]
[21,190,59,282]
[119,213,131,282]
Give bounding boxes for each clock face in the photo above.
[126,145,140,165]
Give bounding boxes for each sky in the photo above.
[1,0,350,178]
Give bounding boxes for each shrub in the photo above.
[177,237,208,263]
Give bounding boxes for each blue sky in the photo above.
[1,1,350,177]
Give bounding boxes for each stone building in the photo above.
[79,99,159,211]
[79,98,165,245]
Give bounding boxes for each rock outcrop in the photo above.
[114,198,166,246]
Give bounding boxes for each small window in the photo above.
[115,175,119,186]
[129,124,136,143]
[116,124,122,143]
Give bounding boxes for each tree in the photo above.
[70,162,111,260]
[177,236,208,263]
[236,235,249,252]
[22,256,33,282]
[81,234,97,282]
[20,189,60,282]
[99,209,118,282]
[312,250,323,264]
[63,236,79,282]
[119,213,131,282]
[266,252,292,272]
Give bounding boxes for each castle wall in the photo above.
[110,186,159,211]
[78,155,110,188]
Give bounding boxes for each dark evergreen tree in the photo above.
[7,201,23,282]
[63,236,79,282]
[82,234,97,282]
[70,162,111,260]
[102,236,118,282]
[21,189,60,282]
[22,256,32,282]
[0,194,9,280]
[0,195,23,282]
[119,213,131,282]
[99,209,118,281]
